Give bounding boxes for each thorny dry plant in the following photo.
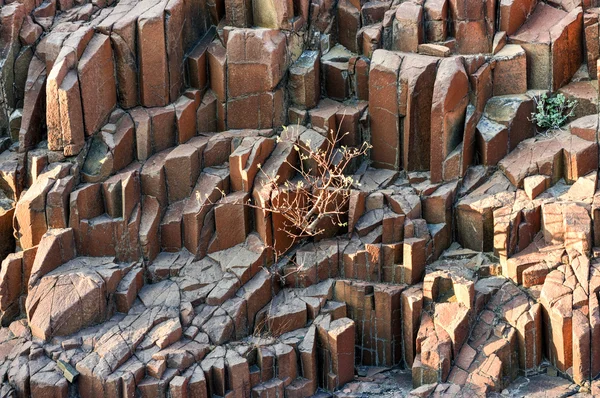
[200,125,371,250]
[199,125,371,305]
[262,126,372,241]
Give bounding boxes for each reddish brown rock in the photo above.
[499,0,536,35]
[229,137,276,192]
[164,143,201,204]
[430,57,469,183]
[449,0,495,54]
[434,302,470,357]
[187,29,214,93]
[46,176,74,229]
[476,116,509,166]
[321,46,353,101]
[138,2,169,107]
[413,313,452,387]
[393,2,423,53]
[289,50,320,110]
[19,56,47,152]
[140,196,161,261]
[148,105,177,153]
[358,24,383,58]
[165,0,185,102]
[400,54,439,172]
[510,3,583,91]
[499,131,597,187]
[227,89,284,129]
[491,45,527,96]
[182,167,230,257]
[77,34,117,136]
[212,192,251,252]
[225,0,253,27]
[338,0,360,53]
[174,96,197,144]
[58,70,85,156]
[369,50,402,169]
[424,0,448,42]
[226,29,286,98]
[208,39,227,106]
[570,115,598,142]
[585,11,599,79]
[523,175,548,200]
[558,81,599,121]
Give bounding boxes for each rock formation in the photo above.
[0,0,600,397]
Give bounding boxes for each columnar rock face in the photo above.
[369,49,402,169]
[225,29,287,129]
[2,0,600,397]
[449,0,496,54]
[430,57,469,183]
[510,3,583,91]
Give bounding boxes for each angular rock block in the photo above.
[424,0,448,42]
[392,2,423,53]
[197,90,218,133]
[585,11,599,79]
[161,201,185,252]
[226,28,287,98]
[225,0,253,27]
[174,95,198,144]
[252,135,299,248]
[321,46,353,102]
[338,0,361,53]
[358,23,383,58]
[187,28,215,94]
[483,94,535,151]
[138,2,169,107]
[164,143,201,203]
[369,50,402,169]
[499,131,598,187]
[211,192,251,252]
[182,167,230,257]
[70,170,142,262]
[476,115,509,166]
[7,0,600,395]
[399,54,439,172]
[499,0,536,35]
[449,0,495,54]
[15,178,54,249]
[456,173,516,251]
[208,39,227,104]
[77,33,117,136]
[334,280,403,367]
[252,0,294,29]
[430,57,469,183]
[542,202,591,254]
[540,265,578,374]
[81,111,136,183]
[227,89,285,129]
[19,56,47,153]
[558,81,599,121]
[491,45,527,96]
[288,50,320,110]
[510,3,583,91]
[413,313,452,387]
[140,196,161,261]
[524,175,549,200]
[229,137,276,192]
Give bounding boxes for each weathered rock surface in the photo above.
[1,0,600,396]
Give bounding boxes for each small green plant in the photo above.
[530,93,577,131]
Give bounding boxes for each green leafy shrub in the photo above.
[530,93,577,131]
